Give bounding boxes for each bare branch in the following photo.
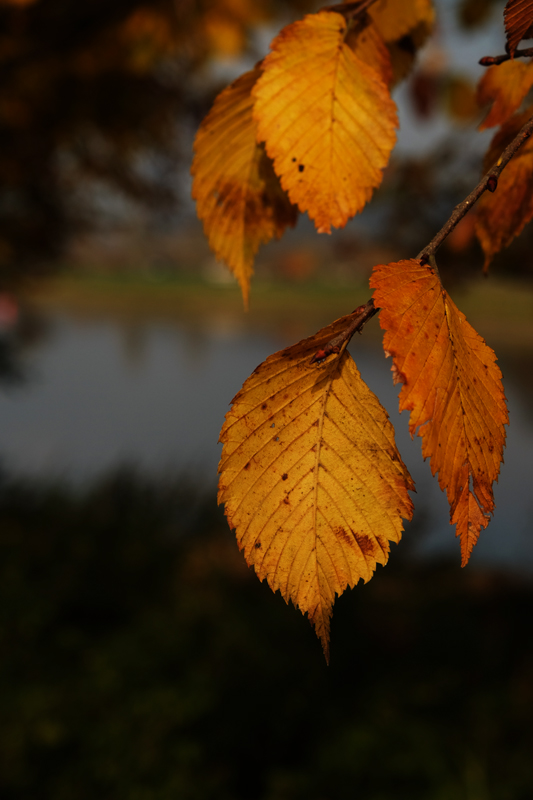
[417,111,533,264]
[480,46,533,66]
[313,98,533,356]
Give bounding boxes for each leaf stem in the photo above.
[310,299,378,363]
[417,111,533,264]
[480,47,533,66]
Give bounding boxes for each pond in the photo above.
[1,277,532,571]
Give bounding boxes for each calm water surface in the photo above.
[0,304,532,570]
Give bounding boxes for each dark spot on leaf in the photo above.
[282,473,288,481]
[355,534,376,556]
[292,157,297,162]
[298,164,305,173]
[262,403,267,409]
[275,437,279,442]
[333,527,354,547]
[283,497,290,505]
[244,462,250,470]
[255,542,261,549]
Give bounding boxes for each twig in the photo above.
[417,111,533,264]
[480,47,533,66]
[312,98,533,359]
[311,299,377,363]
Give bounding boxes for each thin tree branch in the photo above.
[312,110,533,362]
[417,110,533,264]
[480,47,533,66]
[310,299,377,363]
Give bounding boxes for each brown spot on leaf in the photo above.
[355,534,376,557]
[333,527,356,548]
[282,473,288,481]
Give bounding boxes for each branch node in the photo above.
[479,46,533,67]
[416,111,533,263]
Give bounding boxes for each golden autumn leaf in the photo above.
[475,107,533,270]
[191,67,298,306]
[477,60,533,130]
[504,0,533,57]
[371,259,508,566]
[218,314,414,659]
[252,11,398,234]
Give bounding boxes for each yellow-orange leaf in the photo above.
[191,67,297,306]
[369,0,435,44]
[476,108,533,269]
[218,314,414,659]
[252,11,398,234]
[504,0,533,57]
[371,259,508,566]
[477,60,533,130]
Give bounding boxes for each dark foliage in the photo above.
[0,0,313,286]
[0,469,532,799]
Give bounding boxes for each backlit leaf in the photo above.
[504,0,533,57]
[218,314,414,659]
[477,60,533,130]
[191,67,298,306]
[252,11,398,234]
[371,259,508,566]
[475,107,533,269]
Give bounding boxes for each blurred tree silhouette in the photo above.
[0,0,313,286]
[0,470,532,799]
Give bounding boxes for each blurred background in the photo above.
[1,0,533,797]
